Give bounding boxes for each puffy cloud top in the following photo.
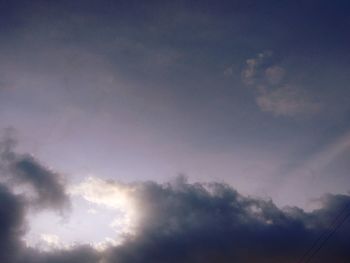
[0,135,349,263]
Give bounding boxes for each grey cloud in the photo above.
[0,134,349,263]
[0,134,96,263]
[0,133,349,263]
[101,176,350,263]
[10,155,70,211]
[0,132,70,212]
[0,184,26,263]
[241,52,321,117]
[0,169,349,263]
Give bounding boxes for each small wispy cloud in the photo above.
[241,51,321,117]
[256,85,321,117]
[241,50,273,85]
[265,65,285,85]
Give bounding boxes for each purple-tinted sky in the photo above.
[0,1,350,262]
[1,0,350,207]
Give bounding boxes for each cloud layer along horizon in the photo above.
[0,138,349,263]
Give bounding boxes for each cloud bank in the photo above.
[0,136,349,263]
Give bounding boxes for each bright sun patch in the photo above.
[70,177,138,235]
[24,177,138,251]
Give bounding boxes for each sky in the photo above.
[0,1,350,262]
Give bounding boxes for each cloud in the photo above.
[0,183,26,263]
[0,135,349,262]
[265,65,285,85]
[0,132,70,212]
[70,177,137,235]
[0,132,99,263]
[256,86,321,117]
[241,50,273,85]
[241,52,321,117]
[0,174,350,263]
[100,177,350,263]
[38,233,62,251]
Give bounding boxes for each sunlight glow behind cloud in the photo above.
[24,177,139,251]
[70,177,138,235]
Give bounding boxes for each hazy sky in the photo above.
[0,1,350,262]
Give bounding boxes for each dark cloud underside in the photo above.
[0,151,349,263]
[0,134,70,212]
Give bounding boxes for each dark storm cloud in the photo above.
[9,155,70,211]
[0,130,348,263]
[0,183,26,263]
[0,167,349,263]
[101,177,350,263]
[0,132,70,211]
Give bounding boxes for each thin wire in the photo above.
[296,203,350,263]
[303,210,350,263]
